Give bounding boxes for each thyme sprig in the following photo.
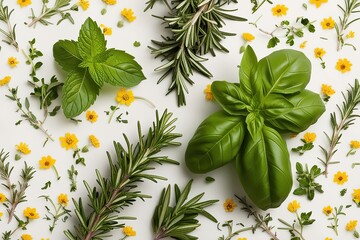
[278,211,315,240]
[153,180,218,240]
[67,165,78,192]
[0,150,36,224]
[27,0,78,28]
[2,215,31,240]
[64,110,182,240]
[318,79,360,177]
[149,0,246,106]
[293,163,323,200]
[335,0,360,51]
[40,195,71,232]
[250,0,273,13]
[235,196,280,240]
[326,205,346,235]
[0,0,19,51]
[217,220,253,240]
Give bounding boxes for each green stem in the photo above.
[134,96,156,108]
[52,165,61,180]
[108,103,119,124]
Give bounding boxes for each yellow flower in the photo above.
[321,84,335,97]
[333,171,348,185]
[242,33,255,42]
[0,76,11,86]
[287,200,300,212]
[272,4,288,17]
[299,41,307,49]
[103,0,116,5]
[17,0,31,7]
[309,0,328,8]
[223,198,237,212]
[352,188,360,203]
[100,24,112,36]
[78,0,89,10]
[204,84,214,101]
[8,57,19,68]
[59,132,79,150]
[116,88,134,106]
[321,17,335,29]
[21,234,33,240]
[346,31,355,39]
[86,110,98,123]
[237,238,247,240]
[314,48,326,58]
[39,155,56,169]
[324,238,332,240]
[23,207,39,219]
[0,211,3,218]
[335,58,352,73]
[121,8,136,22]
[16,142,31,154]
[323,205,333,216]
[350,140,360,149]
[346,220,358,231]
[0,192,6,203]
[123,226,136,236]
[89,135,100,148]
[303,132,316,143]
[58,193,69,206]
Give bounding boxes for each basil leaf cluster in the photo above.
[185,46,325,210]
[53,17,146,118]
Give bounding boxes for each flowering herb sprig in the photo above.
[293,163,324,200]
[27,0,78,28]
[318,79,360,177]
[347,140,360,156]
[0,0,19,51]
[64,110,182,240]
[0,150,36,224]
[250,0,273,13]
[326,205,346,235]
[335,0,360,51]
[217,220,253,240]
[2,211,38,240]
[149,0,246,106]
[153,180,218,240]
[40,195,71,232]
[291,132,316,155]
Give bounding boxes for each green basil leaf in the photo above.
[239,45,259,104]
[211,81,249,116]
[185,110,246,173]
[245,112,264,139]
[78,17,106,59]
[257,49,311,96]
[53,40,82,72]
[62,69,99,118]
[236,126,292,210]
[260,94,294,119]
[266,90,325,133]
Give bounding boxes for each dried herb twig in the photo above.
[0,0,19,51]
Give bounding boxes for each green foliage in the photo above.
[292,140,314,155]
[250,0,273,13]
[278,211,315,240]
[293,163,323,200]
[53,17,145,118]
[40,195,71,232]
[326,206,346,235]
[0,0,18,50]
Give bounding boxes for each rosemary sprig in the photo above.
[149,0,246,106]
[335,0,360,51]
[64,110,182,240]
[217,220,253,240]
[235,195,280,240]
[0,150,36,224]
[153,180,218,240]
[250,0,273,13]
[318,79,360,177]
[40,195,71,232]
[326,205,346,235]
[0,0,19,51]
[27,0,78,28]
[293,163,323,200]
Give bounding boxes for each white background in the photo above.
[0,0,360,239]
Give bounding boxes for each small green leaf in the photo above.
[267,37,280,48]
[78,17,106,59]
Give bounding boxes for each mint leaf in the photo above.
[62,69,99,118]
[53,40,82,72]
[78,18,106,59]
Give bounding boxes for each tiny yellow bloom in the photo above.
[299,41,307,49]
[272,4,288,17]
[352,188,360,203]
[346,31,355,39]
[0,211,3,218]
[100,24,112,36]
[17,0,31,7]
[0,192,6,203]
[237,238,247,240]
[0,76,11,86]
[323,205,333,216]
[309,0,328,8]
[58,193,69,206]
[223,198,237,212]
[39,155,56,169]
[8,57,19,68]
[314,48,326,58]
[346,220,358,231]
[324,238,332,240]
[321,17,335,30]
[321,84,335,97]
[78,0,89,10]
[89,135,100,148]
[303,132,316,143]
[336,58,352,73]
[116,88,134,106]
[23,207,39,219]
[350,140,360,149]
[16,142,31,154]
[86,110,98,123]
[103,0,116,5]
[21,234,33,240]
[123,226,136,236]
[242,33,255,42]
[333,171,348,185]
[121,8,136,22]
[204,84,214,101]
[59,133,79,150]
[287,200,300,212]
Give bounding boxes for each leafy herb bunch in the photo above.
[53,17,145,118]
